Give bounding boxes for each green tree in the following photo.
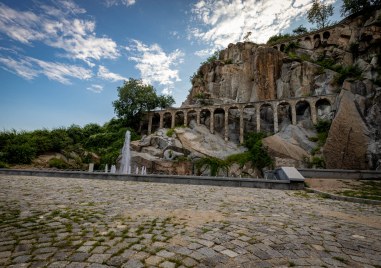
[341,0,380,16]
[292,25,308,35]
[113,78,174,128]
[307,0,334,29]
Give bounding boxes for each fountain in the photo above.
[110,165,116,174]
[119,130,131,174]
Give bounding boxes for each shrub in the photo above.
[244,132,273,171]
[166,128,175,137]
[4,143,36,164]
[48,158,70,169]
[224,59,233,64]
[309,156,326,168]
[0,161,8,168]
[334,65,363,85]
[195,157,229,176]
[267,33,292,44]
[226,152,252,167]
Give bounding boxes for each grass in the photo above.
[336,180,381,201]
[292,191,311,198]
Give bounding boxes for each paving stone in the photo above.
[221,249,238,258]
[12,255,32,263]
[182,257,198,267]
[87,253,111,263]
[157,250,175,258]
[159,261,176,268]
[70,252,90,262]
[145,255,164,266]
[121,259,144,268]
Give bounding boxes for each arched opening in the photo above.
[175,111,184,127]
[273,46,278,50]
[296,100,311,123]
[280,44,285,52]
[151,113,160,133]
[163,112,172,128]
[243,105,257,136]
[228,106,240,143]
[187,110,197,127]
[277,102,292,130]
[260,104,274,134]
[315,99,332,121]
[214,108,225,136]
[304,36,311,42]
[323,31,330,39]
[200,109,211,129]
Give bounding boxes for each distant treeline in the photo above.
[0,118,140,169]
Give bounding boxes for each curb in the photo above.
[306,188,381,205]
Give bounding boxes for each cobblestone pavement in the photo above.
[0,175,381,268]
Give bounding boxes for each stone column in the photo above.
[196,110,201,125]
[310,101,317,124]
[256,104,261,133]
[273,103,279,133]
[159,112,164,129]
[224,108,229,141]
[239,108,244,144]
[210,109,214,134]
[171,112,175,128]
[148,113,153,135]
[184,110,188,127]
[291,103,297,125]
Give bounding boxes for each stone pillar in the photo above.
[273,103,279,133]
[196,110,201,125]
[159,113,164,129]
[310,101,317,124]
[256,104,261,133]
[291,103,297,125]
[171,112,175,128]
[239,108,244,144]
[210,109,214,134]
[148,113,153,135]
[224,108,229,141]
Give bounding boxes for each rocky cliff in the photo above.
[132,8,381,175]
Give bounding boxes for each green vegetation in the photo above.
[195,156,229,176]
[201,50,221,65]
[292,25,308,35]
[0,119,140,169]
[166,128,175,137]
[267,33,292,45]
[113,78,174,129]
[337,180,381,201]
[341,0,380,16]
[307,0,334,29]
[306,120,331,168]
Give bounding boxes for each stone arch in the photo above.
[315,98,332,121]
[213,108,225,136]
[243,104,257,136]
[175,111,184,127]
[163,112,172,128]
[277,102,292,130]
[313,33,321,40]
[187,110,197,127]
[151,112,161,133]
[296,100,311,123]
[323,31,330,39]
[260,103,274,133]
[228,106,240,143]
[280,44,286,52]
[200,108,211,129]
[313,33,321,48]
[304,36,311,42]
[273,45,278,50]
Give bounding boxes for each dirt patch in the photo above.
[319,210,381,229]
[123,208,225,228]
[305,178,362,193]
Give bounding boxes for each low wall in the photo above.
[0,169,304,190]
[298,168,381,179]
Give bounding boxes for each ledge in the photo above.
[0,169,304,190]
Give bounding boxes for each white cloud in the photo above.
[104,0,136,7]
[194,48,215,57]
[190,0,335,51]
[87,84,103,93]
[97,65,127,82]
[0,54,92,84]
[127,40,184,94]
[0,1,119,65]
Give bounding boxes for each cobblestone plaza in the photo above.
[1,175,380,267]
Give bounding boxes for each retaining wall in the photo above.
[298,169,381,179]
[0,169,304,190]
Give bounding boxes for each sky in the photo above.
[0,0,343,131]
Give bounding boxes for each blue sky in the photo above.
[0,0,342,130]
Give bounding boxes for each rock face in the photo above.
[323,90,370,169]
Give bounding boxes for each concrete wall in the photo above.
[0,169,304,190]
[298,168,381,179]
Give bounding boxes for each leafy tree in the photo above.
[244,132,273,172]
[341,0,380,16]
[307,0,334,29]
[113,78,174,128]
[292,25,308,35]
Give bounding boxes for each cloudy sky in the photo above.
[0,0,342,130]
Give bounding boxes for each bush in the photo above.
[334,65,363,85]
[48,158,70,169]
[166,128,175,137]
[244,132,273,171]
[308,156,326,168]
[226,152,252,167]
[267,33,292,44]
[4,143,36,164]
[195,157,229,176]
[0,161,8,168]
